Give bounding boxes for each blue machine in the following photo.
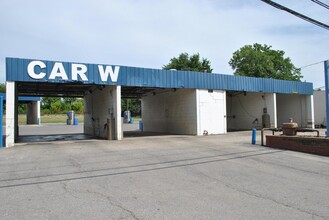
[251,128,256,145]
[139,120,143,132]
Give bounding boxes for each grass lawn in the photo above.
[17,114,85,125]
[3,114,141,125]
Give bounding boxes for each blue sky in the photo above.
[1,0,328,88]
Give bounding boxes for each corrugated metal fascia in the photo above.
[5,57,314,95]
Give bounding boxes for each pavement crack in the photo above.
[60,182,82,200]
[86,189,140,220]
[69,158,83,170]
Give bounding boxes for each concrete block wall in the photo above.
[277,94,314,128]
[227,92,276,130]
[313,91,326,127]
[196,90,226,135]
[84,86,116,139]
[141,89,197,135]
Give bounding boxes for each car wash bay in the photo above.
[226,91,314,131]
[5,57,314,147]
[7,82,118,145]
[70,84,227,138]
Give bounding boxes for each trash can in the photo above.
[73,118,79,125]
[139,120,143,131]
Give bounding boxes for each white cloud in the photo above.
[0,0,328,88]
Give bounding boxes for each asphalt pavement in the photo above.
[0,127,328,220]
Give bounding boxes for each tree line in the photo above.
[15,97,85,114]
[163,43,302,81]
[41,97,84,114]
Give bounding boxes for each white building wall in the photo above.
[84,85,118,139]
[141,89,197,135]
[277,94,314,128]
[314,90,326,127]
[196,90,226,135]
[227,92,276,130]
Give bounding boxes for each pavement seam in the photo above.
[0,149,274,183]
[0,150,282,189]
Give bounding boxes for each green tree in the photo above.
[163,53,213,73]
[0,84,5,93]
[63,98,77,111]
[18,103,27,114]
[41,97,60,110]
[71,98,84,114]
[122,98,141,116]
[41,97,84,114]
[50,99,65,113]
[229,43,302,81]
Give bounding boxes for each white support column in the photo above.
[6,81,16,147]
[265,93,277,128]
[37,100,41,125]
[306,95,315,128]
[113,86,122,140]
[196,90,201,135]
[273,93,277,128]
[223,91,227,134]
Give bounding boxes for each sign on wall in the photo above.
[27,60,120,82]
[6,58,121,84]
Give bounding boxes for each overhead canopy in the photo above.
[6,57,313,96]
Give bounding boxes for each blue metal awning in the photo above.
[0,93,41,102]
[6,57,313,95]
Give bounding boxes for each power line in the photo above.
[260,0,329,30]
[299,60,329,69]
[311,0,329,10]
[314,86,325,90]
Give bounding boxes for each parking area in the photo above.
[0,131,328,219]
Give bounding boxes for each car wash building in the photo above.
[5,57,314,147]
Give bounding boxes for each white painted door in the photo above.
[198,90,226,135]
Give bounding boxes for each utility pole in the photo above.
[324,60,329,137]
